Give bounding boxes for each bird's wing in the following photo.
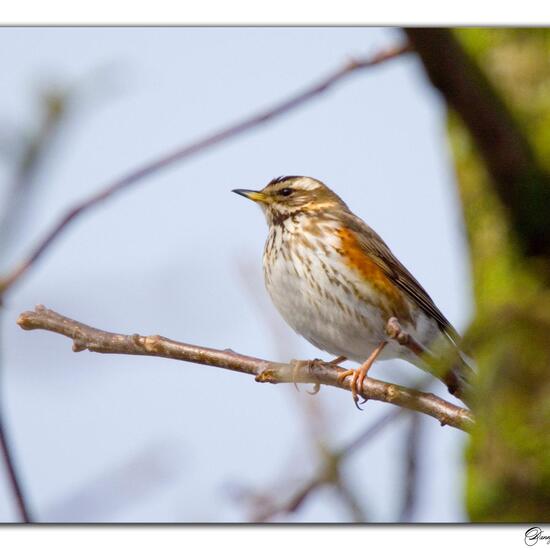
[344,213,461,345]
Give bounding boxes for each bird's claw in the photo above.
[351,369,369,410]
[290,358,322,395]
[352,392,369,410]
[338,367,370,410]
[291,360,301,392]
[307,382,321,395]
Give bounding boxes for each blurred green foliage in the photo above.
[448,28,550,521]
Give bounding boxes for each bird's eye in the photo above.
[280,188,293,197]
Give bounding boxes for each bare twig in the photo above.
[0,86,70,258]
[0,43,411,296]
[0,318,32,522]
[399,412,422,522]
[338,407,406,455]
[0,418,31,523]
[335,480,369,523]
[17,306,473,432]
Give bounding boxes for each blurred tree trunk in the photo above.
[407,28,550,522]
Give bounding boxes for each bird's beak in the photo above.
[232,189,268,203]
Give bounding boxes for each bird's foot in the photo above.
[339,343,387,410]
[336,368,364,409]
[290,358,324,395]
[350,368,374,410]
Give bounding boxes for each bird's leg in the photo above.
[385,317,428,357]
[352,342,387,409]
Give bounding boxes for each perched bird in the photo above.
[233,176,472,407]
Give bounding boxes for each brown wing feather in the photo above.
[342,212,461,345]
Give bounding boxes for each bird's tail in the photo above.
[441,353,475,406]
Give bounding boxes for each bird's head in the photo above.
[232,176,347,225]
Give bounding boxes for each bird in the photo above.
[232,176,472,407]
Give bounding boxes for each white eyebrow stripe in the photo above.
[295,178,322,191]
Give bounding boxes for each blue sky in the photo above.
[0,27,471,522]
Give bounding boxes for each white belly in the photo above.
[263,221,441,366]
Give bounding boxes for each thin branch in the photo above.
[16,306,474,432]
[335,480,369,523]
[256,477,324,522]
[0,417,31,523]
[0,313,32,522]
[0,86,70,257]
[398,411,422,522]
[0,43,411,296]
[338,406,406,456]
